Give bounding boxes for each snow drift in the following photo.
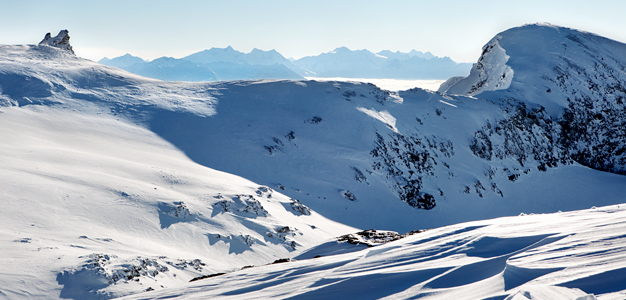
[118,204,626,300]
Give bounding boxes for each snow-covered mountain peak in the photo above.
[98,53,146,68]
[39,29,74,55]
[440,23,626,111]
[439,23,626,173]
[330,46,351,53]
[182,46,245,64]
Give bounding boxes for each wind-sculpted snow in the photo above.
[117,205,626,300]
[439,35,513,95]
[0,44,218,116]
[3,24,626,299]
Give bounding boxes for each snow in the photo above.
[117,204,626,300]
[2,23,626,299]
[441,35,513,95]
[145,77,626,232]
[306,77,446,91]
[356,107,399,133]
[0,46,354,299]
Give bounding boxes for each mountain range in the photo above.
[98,47,472,82]
[1,24,626,299]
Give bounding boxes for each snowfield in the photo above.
[0,45,354,299]
[1,23,626,299]
[118,204,626,300]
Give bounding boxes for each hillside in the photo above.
[0,44,354,299]
[1,23,626,299]
[146,24,626,232]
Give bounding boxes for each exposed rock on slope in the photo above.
[443,23,626,175]
[39,29,74,54]
[0,44,354,300]
[3,24,626,233]
[118,204,626,300]
[2,24,626,299]
[146,24,626,231]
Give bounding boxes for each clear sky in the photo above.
[2,0,626,63]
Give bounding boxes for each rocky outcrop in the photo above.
[337,229,426,247]
[39,29,74,54]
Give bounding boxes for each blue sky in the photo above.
[2,0,625,62]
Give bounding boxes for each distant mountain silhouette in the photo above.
[99,47,471,81]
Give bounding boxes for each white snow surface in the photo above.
[0,45,354,299]
[2,23,626,299]
[118,204,626,300]
[306,77,446,91]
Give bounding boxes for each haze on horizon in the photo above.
[2,0,626,63]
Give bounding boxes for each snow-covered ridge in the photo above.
[439,23,626,175]
[5,24,626,231]
[0,44,217,116]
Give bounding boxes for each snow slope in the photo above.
[0,44,354,299]
[5,24,626,233]
[138,23,626,232]
[147,67,626,232]
[118,204,626,300]
[3,23,626,299]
